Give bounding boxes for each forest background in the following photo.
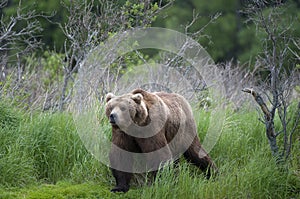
[3,0,300,63]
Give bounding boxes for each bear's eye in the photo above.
[120,106,126,111]
[107,106,113,113]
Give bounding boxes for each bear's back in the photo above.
[154,92,191,112]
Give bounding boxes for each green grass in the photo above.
[0,181,129,199]
[0,101,299,198]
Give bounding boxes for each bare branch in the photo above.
[242,88,272,122]
[242,88,279,156]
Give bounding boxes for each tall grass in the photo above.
[0,102,108,187]
[0,101,299,198]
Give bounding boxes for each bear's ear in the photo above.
[105,93,115,103]
[131,93,143,104]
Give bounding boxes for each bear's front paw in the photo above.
[110,186,129,193]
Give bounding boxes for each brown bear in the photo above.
[105,88,217,193]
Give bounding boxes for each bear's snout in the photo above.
[109,113,117,124]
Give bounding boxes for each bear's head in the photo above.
[105,90,149,130]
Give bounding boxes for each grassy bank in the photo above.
[0,101,299,198]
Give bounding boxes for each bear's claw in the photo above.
[110,186,129,193]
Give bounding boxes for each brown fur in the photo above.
[105,89,217,193]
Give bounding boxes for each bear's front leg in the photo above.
[109,129,138,193]
[110,169,132,192]
[109,146,133,193]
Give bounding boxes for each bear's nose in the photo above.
[109,113,117,124]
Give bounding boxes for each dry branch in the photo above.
[242,88,272,123]
[242,87,279,157]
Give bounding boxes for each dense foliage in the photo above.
[153,0,300,63]
[1,0,160,51]
[2,0,300,62]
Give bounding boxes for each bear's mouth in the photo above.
[109,113,117,125]
[109,120,116,125]
[109,120,119,128]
